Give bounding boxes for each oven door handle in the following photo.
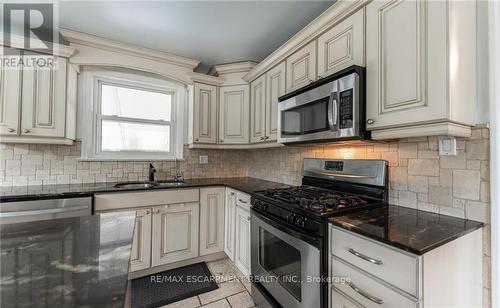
[251,208,322,248]
[327,91,338,131]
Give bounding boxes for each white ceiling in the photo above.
[59,1,334,72]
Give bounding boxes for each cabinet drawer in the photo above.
[332,257,419,308]
[235,191,250,210]
[331,226,419,297]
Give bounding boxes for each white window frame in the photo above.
[79,67,186,161]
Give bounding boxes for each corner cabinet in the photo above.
[0,49,78,144]
[250,74,266,143]
[365,0,476,139]
[219,85,250,144]
[286,41,317,93]
[151,202,200,266]
[192,83,218,144]
[199,187,225,256]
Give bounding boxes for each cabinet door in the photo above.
[366,0,447,130]
[286,40,317,93]
[250,75,266,143]
[219,85,249,144]
[193,82,217,144]
[21,55,67,137]
[199,187,225,256]
[224,189,236,261]
[317,8,365,78]
[234,205,251,277]
[265,62,286,141]
[129,208,152,272]
[0,48,21,136]
[151,202,199,266]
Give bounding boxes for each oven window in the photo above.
[281,98,329,136]
[259,228,302,301]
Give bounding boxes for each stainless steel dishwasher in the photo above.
[0,196,93,224]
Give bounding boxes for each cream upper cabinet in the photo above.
[219,85,250,144]
[250,74,266,143]
[286,40,317,93]
[193,82,218,144]
[265,62,286,142]
[199,187,225,256]
[317,8,365,78]
[151,202,200,266]
[21,55,68,138]
[0,50,21,136]
[365,0,476,139]
[129,208,152,272]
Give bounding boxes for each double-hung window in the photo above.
[79,67,185,160]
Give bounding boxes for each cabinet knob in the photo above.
[219,139,223,143]
[260,136,265,140]
[367,119,375,125]
[23,129,30,133]
[195,138,199,142]
[145,210,150,215]
[7,128,15,133]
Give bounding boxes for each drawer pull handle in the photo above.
[348,248,383,265]
[348,282,384,305]
[238,199,248,204]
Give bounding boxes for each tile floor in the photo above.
[162,258,255,308]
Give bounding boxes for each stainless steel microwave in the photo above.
[277,66,369,144]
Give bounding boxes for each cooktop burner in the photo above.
[257,186,377,216]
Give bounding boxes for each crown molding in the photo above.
[0,32,77,58]
[187,72,224,86]
[242,0,370,82]
[60,28,200,70]
[208,61,257,76]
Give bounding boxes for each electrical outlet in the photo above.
[438,137,457,156]
[199,155,208,164]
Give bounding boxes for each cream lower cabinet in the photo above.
[219,85,250,144]
[199,187,225,256]
[130,208,152,272]
[151,202,200,266]
[365,0,476,139]
[329,225,483,308]
[224,188,237,260]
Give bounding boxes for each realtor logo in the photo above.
[2,3,56,55]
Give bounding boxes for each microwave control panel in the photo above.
[339,89,353,129]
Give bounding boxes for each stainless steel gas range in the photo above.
[250,159,388,308]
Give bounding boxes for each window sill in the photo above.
[78,157,185,162]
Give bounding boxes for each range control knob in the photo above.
[286,214,296,224]
[295,217,306,228]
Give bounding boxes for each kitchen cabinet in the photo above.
[199,187,225,256]
[151,202,200,266]
[193,82,218,144]
[365,0,476,139]
[250,74,266,143]
[0,49,78,144]
[286,40,317,93]
[218,85,250,144]
[0,48,21,136]
[265,62,285,142]
[317,8,365,78]
[234,193,251,277]
[224,188,237,260]
[129,208,152,272]
[329,225,482,308]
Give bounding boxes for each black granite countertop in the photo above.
[0,211,136,308]
[0,177,290,202]
[329,205,484,255]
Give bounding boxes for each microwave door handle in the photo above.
[328,91,338,131]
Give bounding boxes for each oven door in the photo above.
[251,210,321,308]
